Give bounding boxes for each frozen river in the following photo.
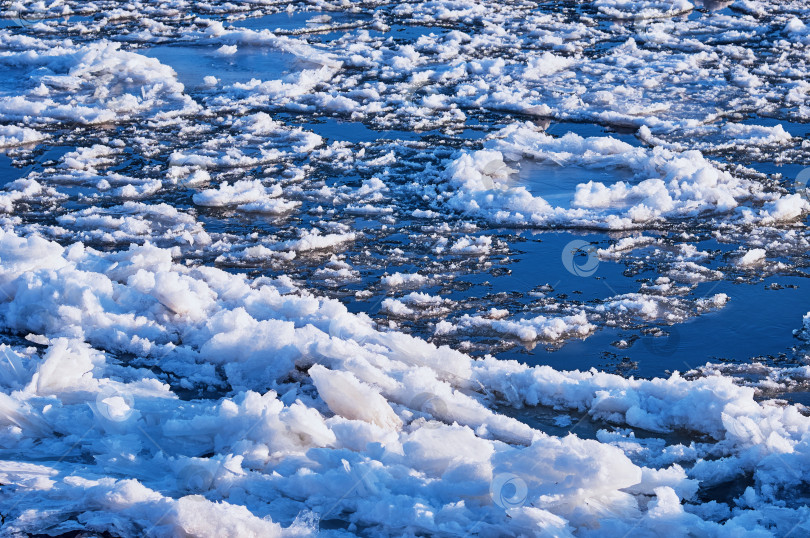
[0,0,810,536]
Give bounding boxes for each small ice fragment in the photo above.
[737,248,766,267]
[553,415,573,427]
[216,45,237,56]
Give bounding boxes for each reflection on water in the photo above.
[232,10,370,36]
[544,121,642,147]
[141,44,305,90]
[513,159,636,208]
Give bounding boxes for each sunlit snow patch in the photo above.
[443,123,808,228]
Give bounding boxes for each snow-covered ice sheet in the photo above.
[2,227,810,536]
[0,0,810,536]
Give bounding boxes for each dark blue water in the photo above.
[0,145,77,187]
[371,24,449,41]
[344,221,810,378]
[0,152,17,186]
[294,116,487,143]
[494,231,810,378]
